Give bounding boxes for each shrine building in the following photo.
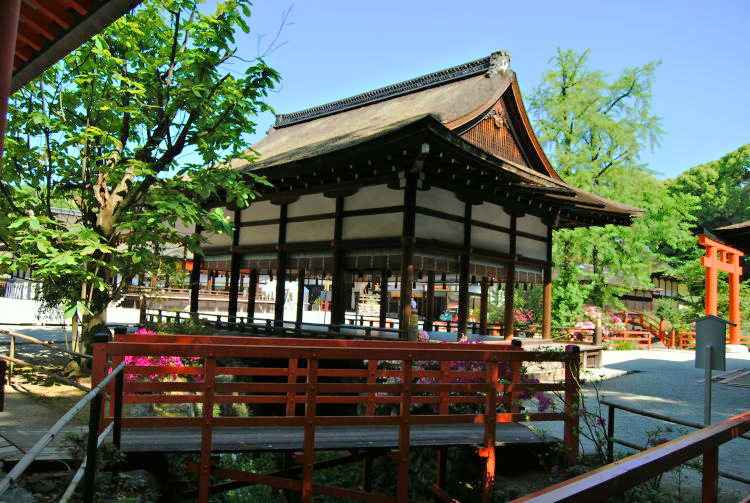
[190,50,641,340]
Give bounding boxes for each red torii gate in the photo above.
[699,235,743,345]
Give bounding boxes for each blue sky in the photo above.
[227,0,750,180]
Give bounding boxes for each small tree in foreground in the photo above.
[0,0,280,347]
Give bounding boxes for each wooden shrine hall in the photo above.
[191,50,641,340]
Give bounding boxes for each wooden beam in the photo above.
[19,5,58,40]
[274,204,288,328]
[58,0,88,16]
[330,196,346,325]
[228,210,243,325]
[480,277,489,336]
[296,268,305,327]
[424,271,435,331]
[457,202,472,339]
[25,0,73,29]
[247,269,258,320]
[542,224,553,339]
[503,215,517,340]
[379,269,388,328]
[399,161,418,340]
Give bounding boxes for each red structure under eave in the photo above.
[699,235,744,345]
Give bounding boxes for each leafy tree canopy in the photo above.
[0,0,280,338]
[528,49,697,324]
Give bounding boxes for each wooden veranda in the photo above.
[91,332,582,503]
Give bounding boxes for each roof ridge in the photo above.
[274,51,511,129]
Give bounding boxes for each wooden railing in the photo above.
[144,309,406,340]
[509,408,750,503]
[94,334,582,503]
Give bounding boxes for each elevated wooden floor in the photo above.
[121,423,547,453]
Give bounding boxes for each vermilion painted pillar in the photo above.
[729,254,741,345]
[704,246,718,316]
[0,0,21,163]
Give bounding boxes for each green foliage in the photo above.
[528,49,697,319]
[0,0,280,338]
[668,144,750,230]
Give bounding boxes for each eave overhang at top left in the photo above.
[11,0,144,94]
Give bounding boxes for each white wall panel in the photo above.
[517,236,548,261]
[416,215,463,244]
[202,231,233,249]
[241,200,279,222]
[345,185,403,210]
[343,214,403,239]
[288,193,334,217]
[417,187,463,216]
[238,224,279,246]
[472,226,510,253]
[473,202,510,228]
[287,220,335,242]
[518,214,548,238]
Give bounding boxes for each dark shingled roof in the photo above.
[714,221,750,254]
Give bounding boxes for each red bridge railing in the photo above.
[92,334,582,503]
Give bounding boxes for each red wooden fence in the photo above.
[92,334,582,503]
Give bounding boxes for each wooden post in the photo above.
[0,0,20,163]
[331,196,346,326]
[457,203,472,340]
[399,162,418,337]
[482,361,499,503]
[729,254,741,345]
[704,245,718,316]
[542,223,553,340]
[189,228,203,319]
[379,270,389,329]
[198,356,216,503]
[479,277,489,336]
[296,268,305,330]
[247,269,257,321]
[702,445,719,503]
[228,210,242,326]
[398,360,413,502]
[503,215,518,340]
[563,345,581,466]
[424,271,435,332]
[274,204,288,328]
[302,358,319,503]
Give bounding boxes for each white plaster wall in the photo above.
[345,185,403,210]
[202,230,233,248]
[473,201,510,228]
[471,226,511,253]
[517,214,548,238]
[416,187,464,216]
[288,193,335,217]
[287,220,335,242]
[517,236,548,261]
[343,214,403,239]
[241,200,280,222]
[238,224,279,246]
[415,214,463,244]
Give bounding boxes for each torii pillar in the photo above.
[699,235,744,346]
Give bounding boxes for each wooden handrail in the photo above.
[509,410,750,503]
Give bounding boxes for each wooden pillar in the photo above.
[479,277,489,336]
[704,245,718,316]
[247,269,257,321]
[729,254,741,345]
[228,209,242,325]
[542,223,553,340]
[331,196,346,326]
[296,268,305,328]
[274,204,288,328]
[503,215,518,340]
[189,225,203,318]
[457,203,472,339]
[379,269,389,328]
[399,161,418,337]
[0,0,20,163]
[424,271,435,331]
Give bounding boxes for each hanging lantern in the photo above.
[441,273,446,282]
[471,275,476,284]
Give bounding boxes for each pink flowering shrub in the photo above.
[368,337,551,414]
[513,308,535,331]
[115,328,202,383]
[573,305,626,337]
